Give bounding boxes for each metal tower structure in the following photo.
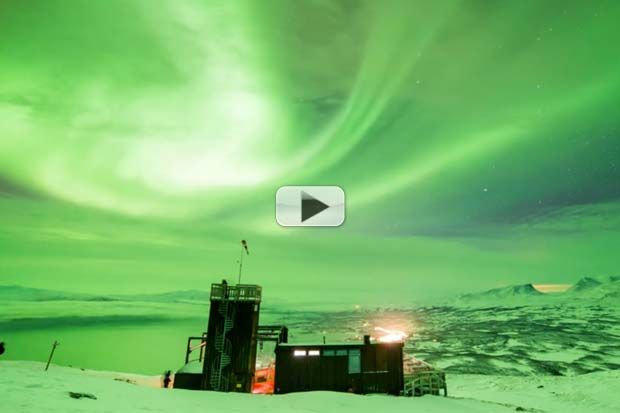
[202,281,261,392]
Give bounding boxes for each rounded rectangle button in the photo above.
[276,186,345,227]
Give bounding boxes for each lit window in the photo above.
[294,350,306,356]
[323,350,335,356]
[308,350,320,356]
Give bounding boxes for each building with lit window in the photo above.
[173,281,409,396]
[274,336,404,395]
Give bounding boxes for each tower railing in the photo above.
[210,284,262,302]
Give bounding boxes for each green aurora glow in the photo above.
[1,0,620,304]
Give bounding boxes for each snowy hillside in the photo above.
[1,361,619,413]
[453,283,545,306]
[450,275,620,307]
[565,275,620,303]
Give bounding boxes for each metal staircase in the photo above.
[209,299,235,391]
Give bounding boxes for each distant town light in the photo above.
[532,284,572,293]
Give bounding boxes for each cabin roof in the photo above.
[277,342,363,348]
[276,341,403,348]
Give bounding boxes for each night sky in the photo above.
[1,0,619,305]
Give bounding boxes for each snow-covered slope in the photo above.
[3,361,619,413]
[1,361,618,413]
[0,361,523,413]
[449,370,620,413]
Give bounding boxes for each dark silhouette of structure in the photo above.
[172,282,410,396]
[274,336,404,395]
[0,341,5,356]
[201,282,262,392]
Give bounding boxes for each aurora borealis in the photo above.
[1,0,620,305]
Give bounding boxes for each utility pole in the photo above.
[237,239,249,285]
[45,340,59,371]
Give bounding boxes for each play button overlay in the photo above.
[276,186,345,227]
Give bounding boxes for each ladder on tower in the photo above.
[210,299,235,391]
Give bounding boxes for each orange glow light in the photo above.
[374,327,407,343]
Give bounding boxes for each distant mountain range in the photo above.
[448,275,620,307]
[459,283,543,300]
[2,275,619,308]
[0,285,211,304]
[571,275,620,292]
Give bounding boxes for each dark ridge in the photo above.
[571,277,603,291]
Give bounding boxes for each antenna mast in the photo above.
[237,240,249,285]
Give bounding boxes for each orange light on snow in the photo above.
[252,366,275,394]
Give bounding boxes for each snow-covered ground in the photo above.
[449,371,620,413]
[1,361,618,413]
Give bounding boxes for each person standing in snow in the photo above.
[163,370,172,388]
